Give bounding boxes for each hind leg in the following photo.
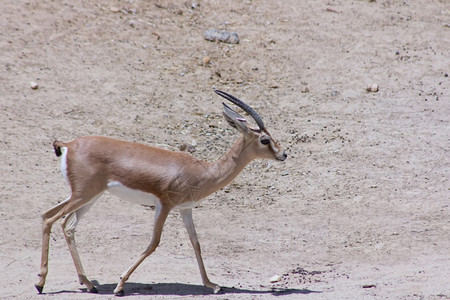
[35,198,70,293]
[35,193,102,294]
[61,195,101,293]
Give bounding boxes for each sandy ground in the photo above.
[1,0,449,299]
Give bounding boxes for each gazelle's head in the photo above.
[215,90,287,162]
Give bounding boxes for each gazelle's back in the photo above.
[61,136,202,197]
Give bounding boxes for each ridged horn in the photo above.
[214,89,265,130]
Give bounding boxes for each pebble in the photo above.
[301,86,310,93]
[202,56,211,66]
[204,29,239,44]
[129,20,137,27]
[281,171,289,176]
[179,143,196,153]
[30,81,38,90]
[269,274,282,283]
[366,84,379,92]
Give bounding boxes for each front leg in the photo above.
[179,209,221,294]
[113,203,170,296]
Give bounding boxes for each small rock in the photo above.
[129,20,137,27]
[110,7,121,13]
[30,81,38,90]
[366,84,379,92]
[269,274,282,283]
[179,143,196,153]
[202,56,211,66]
[281,171,289,176]
[204,29,239,44]
[301,86,310,93]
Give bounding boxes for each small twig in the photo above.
[63,109,75,115]
[154,3,166,9]
[326,7,340,13]
[152,32,161,40]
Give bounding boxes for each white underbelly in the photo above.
[107,181,159,206]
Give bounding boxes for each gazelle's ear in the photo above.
[222,103,249,133]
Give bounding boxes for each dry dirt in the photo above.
[1,0,449,299]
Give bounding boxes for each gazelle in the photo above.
[35,89,287,295]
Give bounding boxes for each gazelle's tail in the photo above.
[53,140,65,157]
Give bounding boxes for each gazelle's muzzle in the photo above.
[276,150,288,161]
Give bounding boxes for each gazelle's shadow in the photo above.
[70,281,319,296]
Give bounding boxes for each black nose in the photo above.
[283,152,288,159]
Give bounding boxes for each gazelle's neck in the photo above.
[200,135,254,197]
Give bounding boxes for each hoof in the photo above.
[35,284,44,294]
[212,285,222,294]
[114,290,125,297]
[88,286,98,293]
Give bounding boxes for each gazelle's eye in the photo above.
[261,138,270,145]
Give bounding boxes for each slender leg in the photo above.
[113,203,171,296]
[35,193,100,294]
[61,201,99,293]
[35,198,71,293]
[180,209,221,294]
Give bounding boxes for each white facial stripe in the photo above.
[271,142,280,153]
[262,136,280,153]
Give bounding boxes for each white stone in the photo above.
[269,274,282,283]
